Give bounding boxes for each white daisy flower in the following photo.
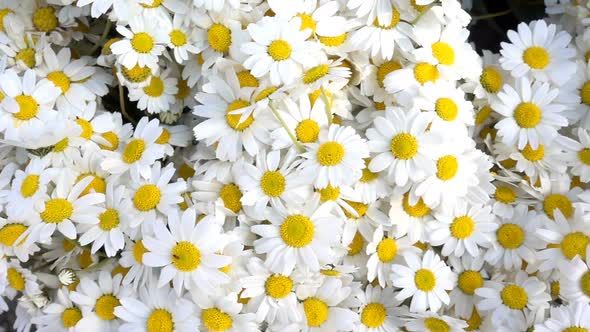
[355,285,404,332]
[559,252,590,303]
[300,124,369,189]
[195,292,258,332]
[391,250,457,313]
[31,288,84,331]
[414,80,475,132]
[404,312,468,332]
[128,69,178,114]
[119,237,152,290]
[0,214,40,262]
[447,255,488,319]
[192,14,249,70]
[142,209,231,295]
[166,15,200,63]
[110,16,167,70]
[353,158,389,204]
[388,192,434,244]
[534,301,590,332]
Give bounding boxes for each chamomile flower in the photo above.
[391,250,457,313]
[166,15,199,63]
[0,215,40,262]
[448,255,488,319]
[195,292,258,332]
[559,252,590,302]
[414,80,475,132]
[110,16,167,70]
[192,14,249,70]
[388,192,434,244]
[119,237,152,289]
[534,302,590,332]
[31,288,84,331]
[142,209,231,295]
[404,312,468,332]
[128,69,178,114]
[355,285,404,332]
[566,128,590,182]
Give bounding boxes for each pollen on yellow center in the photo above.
[295,119,320,143]
[303,297,329,327]
[20,174,39,198]
[360,303,386,328]
[76,173,106,196]
[373,9,400,29]
[424,318,450,332]
[225,100,254,131]
[414,63,439,84]
[95,294,120,320]
[376,61,401,88]
[523,46,550,69]
[14,95,39,121]
[265,274,293,299]
[133,184,161,211]
[543,193,573,220]
[123,139,146,164]
[435,98,459,121]
[520,143,545,162]
[432,41,455,65]
[131,32,154,53]
[169,29,187,46]
[0,223,27,247]
[144,76,164,97]
[303,64,329,84]
[376,238,397,263]
[41,198,73,223]
[220,183,242,213]
[560,232,590,260]
[33,7,58,32]
[403,193,431,217]
[268,39,292,61]
[497,223,524,249]
[61,307,82,328]
[414,268,436,291]
[7,268,24,291]
[316,141,345,166]
[171,241,201,271]
[208,23,231,53]
[133,240,148,264]
[480,67,503,93]
[500,284,528,310]
[451,216,475,239]
[98,208,120,231]
[390,133,418,160]
[260,171,286,198]
[280,214,314,248]
[146,309,173,332]
[458,270,484,295]
[47,71,71,93]
[236,71,259,88]
[514,102,542,128]
[436,155,458,181]
[121,65,151,83]
[15,48,36,68]
[495,186,516,204]
[202,308,233,331]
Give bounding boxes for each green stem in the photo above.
[472,9,512,20]
[269,103,304,152]
[89,20,112,54]
[321,87,333,124]
[118,83,136,125]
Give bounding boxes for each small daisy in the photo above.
[566,128,590,182]
[448,255,488,319]
[128,69,178,114]
[353,158,389,204]
[355,285,404,332]
[391,250,457,312]
[110,16,167,70]
[192,14,249,70]
[534,302,590,332]
[31,288,85,331]
[142,209,231,295]
[166,14,200,63]
[388,192,434,244]
[251,196,342,274]
[404,312,468,332]
[299,124,369,189]
[0,214,40,262]
[195,292,258,332]
[414,80,475,132]
[559,253,590,302]
[119,237,152,289]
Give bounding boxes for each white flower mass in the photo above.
[1,0,590,331]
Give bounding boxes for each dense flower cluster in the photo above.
[0,0,590,331]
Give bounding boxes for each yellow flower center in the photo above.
[458,270,484,295]
[295,119,320,143]
[578,148,590,165]
[415,268,436,291]
[495,186,516,203]
[373,9,400,29]
[543,193,573,220]
[520,143,545,162]
[121,65,151,83]
[317,184,340,202]
[14,95,39,120]
[476,105,492,125]
[414,63,439,84]
[377,61,402,88]
[220,183,242,213]
[133,240,148,264]
[425,318,450,332]
[320,269,339,276]
[303,64,329,84]
[376,238,397,262]
[143,76,164,97]
[7,268,24,291]
[580,271,590,297]
[61,307,82,328]
[451,216,475,239]
[523,46,550,69]
[318,33,347,47]
[480,67,503,93]
[564,327,588,332]
[95,294,120,320]
[343,200,368,219]
[560,232,590,260]
[133,184,161,212]
[76,173,106,197]
[146,309,173,332]
[225,100,253,131]
[497,223,524,249]
[466,309,482,331]
[155,128,170,144]
[390,133,418,160]
[297,13,316,33]
[79,249,93,268]
[63,238,75,252]
[131,32,154,53]
[0,223,27,246]
[0,9,13,32]
[175,79,190,99]
[98,208,120,231]
[33,7,58,32]
[208,23,231,53]
[500,284,528,310]
[514,102,542,128]
[360,303,386,328]
[169,29,187,46]
[435,98,458,121]
[202,308,233,331]
[41,198,73,223]
[550,280,560,299]
[348,231,364,256]
[316,141,345,166]
[171,241,201,272]
[47,71,71,93]
[254,86,277,102]
[303,297,329,327]
[75,118,93,140]
[581,82,590,106]
[260,171,286,198]
[99,132,119,151]
[178,164,195,180]
[268,39,292,61]
[432,41,455,65]
[236,71,259,88]
[360,162,379,183]
[140,0,162,8]
[265,274,293,299]
[15,48,36,68]
[20,174,39,198]
[123,139,146,164]
[403,193,430,217]
[436,155,458,181]
[280,214,314,248]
